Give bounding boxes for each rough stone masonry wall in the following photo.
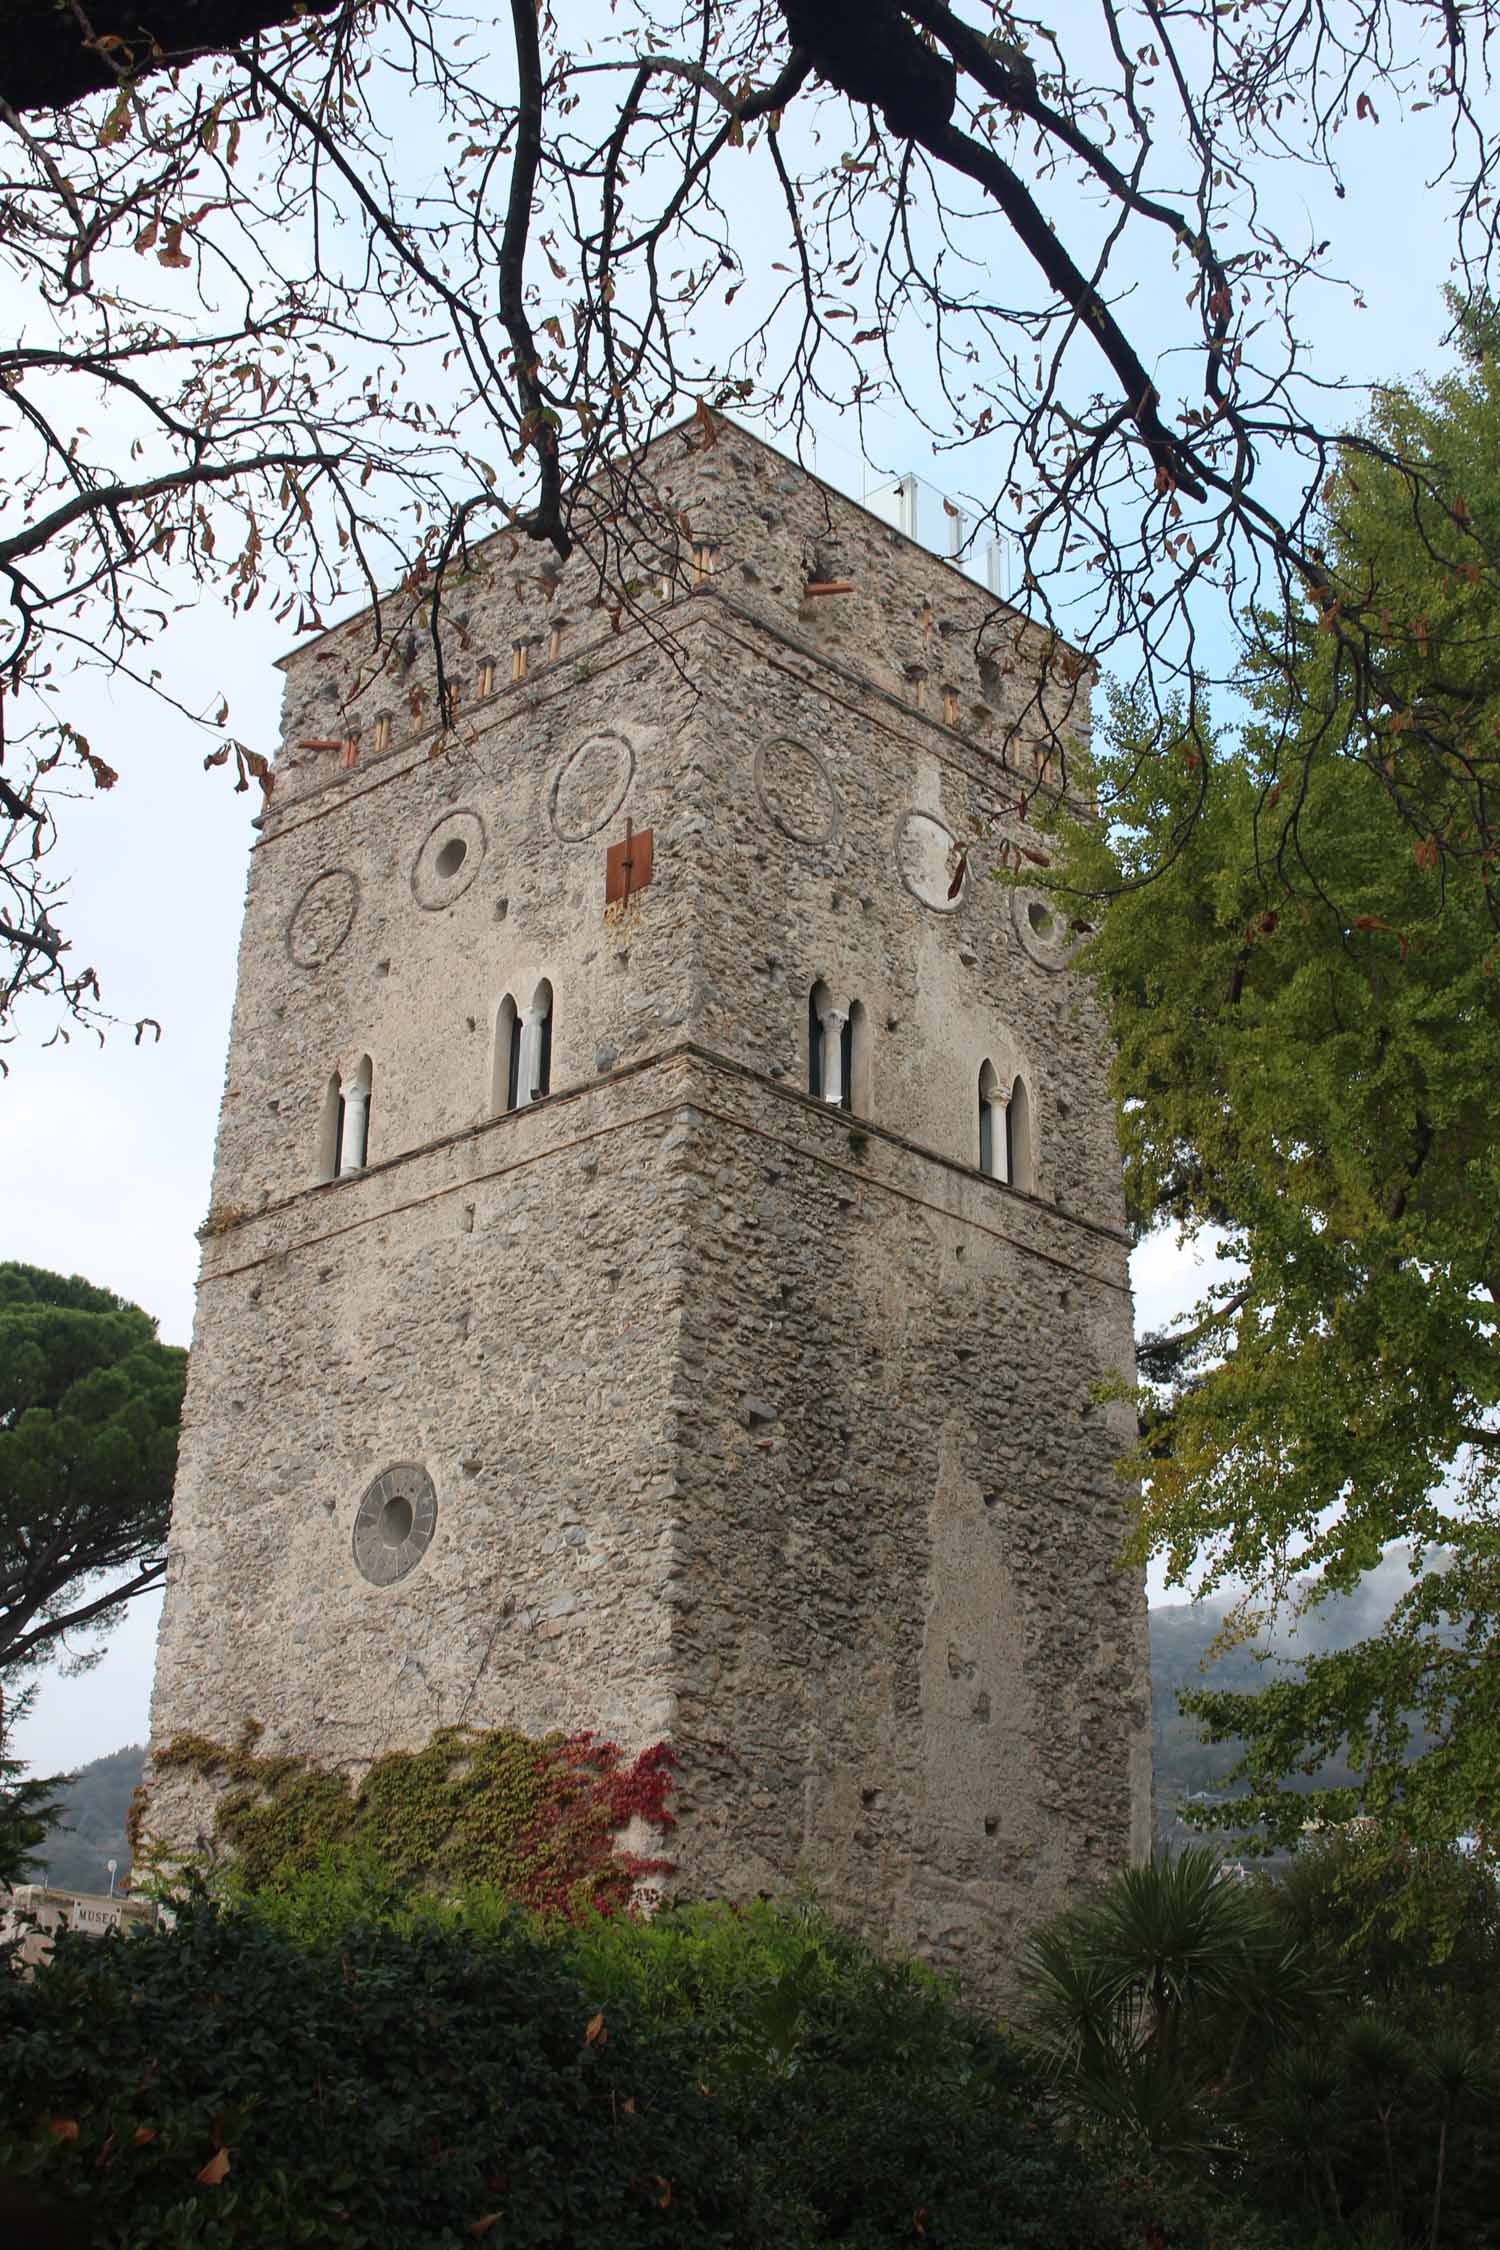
[152,545,727,1839]
[679,604,1119,1230]
[205,635,707,1217]
[266,418,1088,824]
[148,1061,698,1855]
[660,1060,1149,1990]
[149,419,1148,1996]
[634,544,1148,1987]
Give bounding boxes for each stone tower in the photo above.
[147,421,1151,1992]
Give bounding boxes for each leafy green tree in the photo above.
[0,1264,185,1682]
[1048,310,1500,1858]
[0,1687,65,1886]
[1273,1828,1500,2036]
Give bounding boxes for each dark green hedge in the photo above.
[0,1874,1254,2249]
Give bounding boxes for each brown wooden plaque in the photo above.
[605,823,653,904]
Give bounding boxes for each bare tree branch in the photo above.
[1,0,1497,1045]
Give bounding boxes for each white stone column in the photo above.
[516,1004,548,1103]
[818,1004,847,1106]
[993,1093,1010,1184]
[339,1081,369,1173]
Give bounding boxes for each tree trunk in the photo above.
[1430,2114,1449,2250]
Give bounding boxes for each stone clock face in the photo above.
[352,1463,437,1586]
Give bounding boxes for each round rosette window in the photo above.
[548,731,635,842]
[411,809,486,909]
[352,1463,438,1586]
[895,809,966,913]
[754,736,840,849]
[286,869,359,968]
[1012,885,1083,972]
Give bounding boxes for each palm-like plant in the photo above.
[1256,2042,1347,2230]
[1024,1836,1500,2242]
[1021,1847,1324,2161]
[1341,2014,1423,2238]
[1423,2032,1492,2250]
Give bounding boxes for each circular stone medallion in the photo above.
[352,1462,438,1587]
[548,732,635,842]
[753,736,840,848]
[895,810,966,913]
[1012,885,1081,972]
[411,808,486,910]
[286,869,359,968]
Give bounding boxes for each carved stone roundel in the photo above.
[412,808,486,910]
[352,1462,437,1587]
[895,810,966,913]
[1012,885,1080,973]
[548,732,635,842]
[286,869,359,968]
[754,736,840,848]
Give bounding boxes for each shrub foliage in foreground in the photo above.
[1021,1838,1500,2250]
[0,1873,1234,2249]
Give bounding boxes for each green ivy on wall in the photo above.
[141,1722,675,1916]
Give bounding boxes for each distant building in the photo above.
[2,1885,158,1973]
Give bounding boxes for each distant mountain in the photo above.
[1147,1598,1328,1851]
[1150,1552,1446,1851]
[34,1743,144,1894]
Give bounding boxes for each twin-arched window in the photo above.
[808,981,868,1112]
[493,978,554,1112]
[318,1055,373,1181]
[314,1000,1034,1197]
[978,1061,1034,1192]
[315,983,559,1183]
[802,988,1034,1187]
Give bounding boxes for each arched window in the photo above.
[493,995,520,1113]
[494,982,554,1110]
[516,979,553,1105]
[339,1055,372,1174]
[808,983,827,1099]
[317,1070,343,1182]
[845,1000,869,1116]
[1007,1074,1034,1193]
[978,1060,1003,1181]
[809,981,849,1109]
